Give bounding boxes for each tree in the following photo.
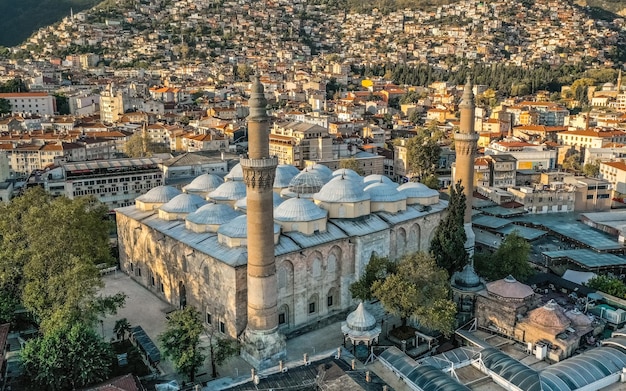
[123,131,164,158]
[0,98,10,115]
[0,187,124,332]
[113,318,131,341]
[586,275,626,299]
[159,306,206,383]
[474,231,533,281]
[405,132,441,180]
[350,254,397,301]
[429,182,468,275]
[420,174,439,189]
[339,157,364,175]
[372,252,456,335]
[206,329,239,378]
[21,322,113,390]
[562,152,581,172]
[583,161,600,178]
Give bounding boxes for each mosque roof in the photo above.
[397,182,439,199]
[159,193,207,213]
[332,168,361,179]
[218,215,280,238]
[224,163,243,181]
[136,185,181,203]
[182,173,224,193]
[235,192,284,210]
[207,180,247,201]
[364,182,407,202]
[486,275,534,300]
[564,308,592,327]
[314,175,370,203]
[287,169,325,195]
[307,163,333,182]
[527,299,570,330]
[452,264,483,289]
[274,164,299,188]
[274,197,327,222]
[345,302,377,332]
[363,174,396,186]
[186,203,241,226]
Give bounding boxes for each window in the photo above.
[206,313,212,324]
[327,295,333,307]
[587,195,594,200]
[278,313,286,325]
[309,302,316,314]
[219,321,225,333]
[130,262,134,272]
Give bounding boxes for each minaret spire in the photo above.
[240,76,286,370]
[453,76,478,258]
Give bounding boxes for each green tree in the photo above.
[160,306,206,383]
[206,329,239,378]
[113,318,131,341]
[123,131,164,158]
[405,133,441,180]
[562,152,582,172]
[429,182,468,275]
[21,322,113,390]
[586,275,626,299]
[339,157,364,175]
[0,98,10,115]
[474,231,533,281]
[350,254,397,301]
[372,252,456,335]
[420,174,439,189]
[583,161,600,178]
[0,187,124,332]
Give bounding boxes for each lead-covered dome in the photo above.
[274,164,300,189]
[275,197,328,222]
[307,163,333,183]
[332,168,361,179]
[452,264,483,290]
[282,169,325,198]
[397,182,439,206]
[183,174,224,195]
[217,215,281,247]
[135,186,182,211]
[207,181,246,204]
[486,275,534,301]
[527,299,571,330]
[235,192,284,212]
[314,175,370,203]
[341,302,381,343]
[363,174,395,186]
[364,182,406,202]
[224,163,243,181]
[158,193,207,220]
[185,203,241,233]
[136,185,181,203]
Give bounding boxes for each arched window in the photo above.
[203,266,210,284]
[308,294,318,315]
[327,254,337,274]
[278,267,287,290]
[312,258,321,278]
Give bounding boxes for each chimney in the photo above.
[365,371,370,382]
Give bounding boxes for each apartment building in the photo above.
[0,92,56,116]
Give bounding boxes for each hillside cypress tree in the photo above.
[429,181,468,276]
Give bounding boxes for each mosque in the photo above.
[115,78,448,369]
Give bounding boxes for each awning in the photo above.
[131,325,161,364]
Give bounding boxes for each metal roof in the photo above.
[496,224,547,241]
[472,214,510,229]
[543,249,626,269]
[64,157,162,171]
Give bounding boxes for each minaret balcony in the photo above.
[240,156,279,169]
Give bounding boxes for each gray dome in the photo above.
[183,174,224,193]
[307,163,333,182]
[345,302,377,332]
[332,168,361,179]
[364,182,407,202]
[363,174,395,186]
[235,192,284,211]
[218,215,280,238]
[397,182,439,198]
[136,186,181,203]
[314,175,370,203]
[160,193,207,213]
[186,203,241,226]
[274,197,328,222]
[287,169,325,195]
[207,181,247,201]
[274,164,299,188]
[225,163,243,181]
[453,264,482,289]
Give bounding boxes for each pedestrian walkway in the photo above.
[100,273,405,389]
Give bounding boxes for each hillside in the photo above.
[576,0,626,17]
[0,0,101,47]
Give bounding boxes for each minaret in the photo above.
[617,69,623,94]
[240,77,286,370]
[454,77,479,256]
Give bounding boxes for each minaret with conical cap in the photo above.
[454,77,479,256]
[240,77,286,370]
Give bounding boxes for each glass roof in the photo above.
[542,249,626,268]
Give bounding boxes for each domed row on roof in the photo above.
[314,175,371,203]
[183,173,224,195]
[235,192,284,211]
